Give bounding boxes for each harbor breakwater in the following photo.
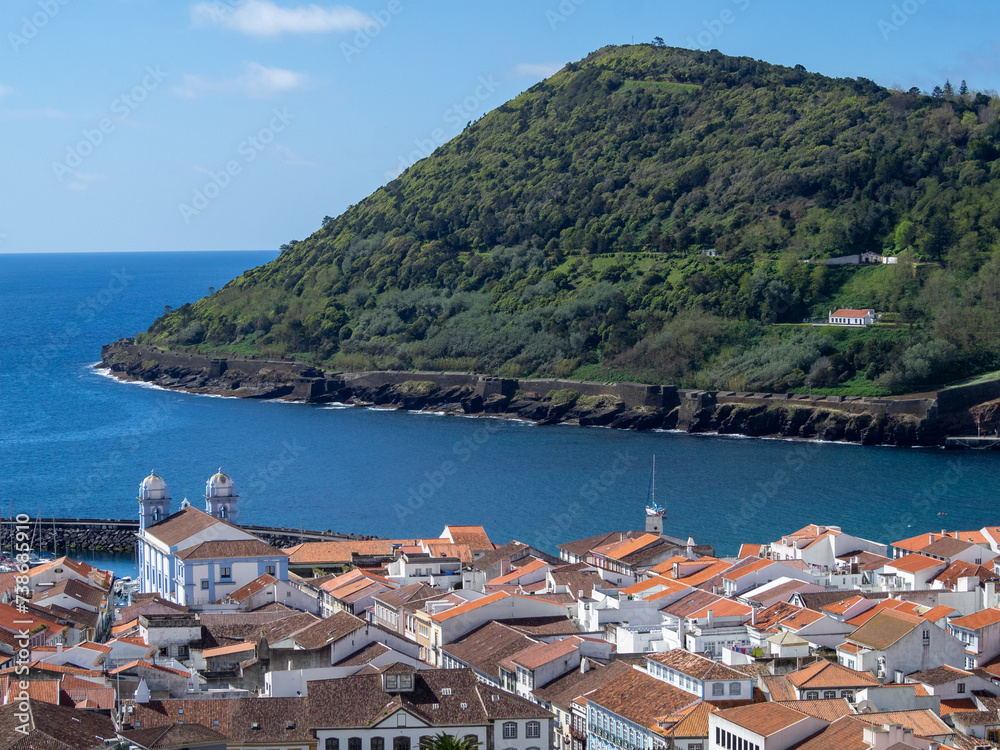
[1,517,351,555]
[100,340,1000,447]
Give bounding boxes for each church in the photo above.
[136,469,289,607]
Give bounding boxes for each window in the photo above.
[349,739,362,750]
[527,721,540,738]
[922,629,930,644]
[958,683,966,694]
[503,722,518,739]
[823,690,836,699]
[201,580,209,590]
[400,674,412,689]
[805,691,819,700]
[326,740,339,750]
[220,567,231,579]
[729,682,741,695]
[463,736,478,746]
[371,738,384,750]
[989,729,1000,743]
[712,683,724,696]
[266,565,276,576]
[393,738,410,750]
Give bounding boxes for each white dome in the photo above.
[206,468,235,497]
[139,471,168,500]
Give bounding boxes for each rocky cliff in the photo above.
[100,339,956,447]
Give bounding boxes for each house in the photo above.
[947,607,1000,668]
[557,532,646,565]
[486,557,557,593]
[660,594,754,657]
[309,665,552,750]
[720,559,814,597]
[125,695,316,750]
[500,636,614,702]
[586,533,689,584]
[709,702,826,750]
[386,551,463,589]
[318,569,397,617]
[738,577,824,609]
[283,539,416,576]
[438,525,495,558]
[220,573,320,613]
[371,583,446,638]
[0,699,117,749]
[420,591,574,666]
[119,724,231,750]
[532,659,639,750]
[877,554,947,591]
[837,608,968,682]
[136,470,289,606]
[773,607,855,650]
[769,524,887,568]
[782,659,879,702]
[646,650,754,700]
[463,541,559,593]
[905,664,997,700]
[790,715,932,750]
[27,557,114,594]
[585,666,708,750]
[441,621,541,688]
[828,309,876,326]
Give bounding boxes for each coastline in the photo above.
[97,339,979,448]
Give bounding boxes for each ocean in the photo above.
[1,251,996,578]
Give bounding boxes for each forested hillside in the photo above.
[140,45,1000,395]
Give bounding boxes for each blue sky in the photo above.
[2,0,999,253]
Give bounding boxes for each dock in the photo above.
[944,436,1000,449]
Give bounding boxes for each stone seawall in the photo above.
[100,339,976,446]
[1,517,352,555]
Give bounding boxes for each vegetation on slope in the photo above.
[140,45,1000,395]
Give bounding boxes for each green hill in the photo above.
[139,45,1000,395]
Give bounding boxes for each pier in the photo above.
[0,517,353,555]
[944,436,1000,449]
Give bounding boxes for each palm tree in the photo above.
[418,733,481,750]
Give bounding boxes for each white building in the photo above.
[828,309,876,326]
[136,470,288,607]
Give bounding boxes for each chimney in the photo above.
[580,657,590,674]
[751,607,758,627]
[707,609,714,628]
[56,642,63,653]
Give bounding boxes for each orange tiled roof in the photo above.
[949,607,1000,631]
[592,533,662,561]
[787,660,878,689]
[738,544,764,558]
[723,558,774,581]
[714,702,812,736]
[488,558,550,586]
[441,525,494,552]
[887,554,945,574]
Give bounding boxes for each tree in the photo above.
[960,79,969,98]
[653,36,665,47]
[419,733,481,750]
[932,85,944,98]
[943,79,954,99]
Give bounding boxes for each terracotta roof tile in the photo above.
[787,660,878,690]
[558,531,645,559]
[950,607,1000,631]
[775,698,854,722]
[441,525,494,552]
[175,538,284,560]
[852,709,952,738]
[584,666,699,730]
[848,609,924,650]
[145,506,242,547]
[647,650,746,682]
[886,554,945,574]
[714,702,812,736]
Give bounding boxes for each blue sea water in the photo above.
[1,252,998,579]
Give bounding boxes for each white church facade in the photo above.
[136,470,289,607]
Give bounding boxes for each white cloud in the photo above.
[191,0,370,36]
[0,84,13,98]
[173,62,307,98]
[514,62,564,79]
